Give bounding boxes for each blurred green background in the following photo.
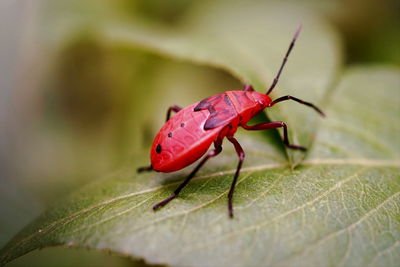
[0,0,398,266]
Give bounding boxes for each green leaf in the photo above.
[1,66,399,266]
[99,0,342,164]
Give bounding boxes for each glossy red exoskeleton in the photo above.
[138,26,325,218]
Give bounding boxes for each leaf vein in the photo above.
[368,240,400,267]
[275,191,400,265]
[180,167,368,255]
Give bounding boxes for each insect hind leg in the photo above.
[153,140,223,211]
[137,105,183,173]
[166,105,182,121]
[226,136,245,218]
[137,165,153,173]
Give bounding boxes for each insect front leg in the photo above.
[153,139,223,211]
[226,136,245,218]
[166,105,182,121]
[243,121,307,151]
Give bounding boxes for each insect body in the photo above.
[151,91,270,173]
[138,26,325,218]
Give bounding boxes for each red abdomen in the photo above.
[151,102,224,172]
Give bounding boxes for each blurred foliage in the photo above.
[0,0,399,266]
[328,0,400,65]
[8,247,134,267]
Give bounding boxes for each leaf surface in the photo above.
[1,67,399,267]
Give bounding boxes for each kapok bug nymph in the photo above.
[138,25,325,218]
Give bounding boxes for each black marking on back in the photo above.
[194,94,222,111]
[194,93,237,130]
[224,94,233,106]
[168,132,172,137]
[233,91,251,104]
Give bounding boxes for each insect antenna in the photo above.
[266,24,302,95]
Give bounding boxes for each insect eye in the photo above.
[156,144,162,154]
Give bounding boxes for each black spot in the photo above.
[180,123,185,127]
[168,132,172,137]
[156,144,162,154]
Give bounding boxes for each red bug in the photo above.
[138,26,325,218]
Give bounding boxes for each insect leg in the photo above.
[137,165,153,173]
[152,140,223,211]
[243,85,254,91]
[270,95,325,117]
[243,122,306,151]
[226,136,245,218]
[166,105,182,121]
[138,106,183,173]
